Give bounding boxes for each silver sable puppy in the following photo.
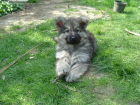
[54,17,97,82]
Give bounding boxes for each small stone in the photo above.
[29,56,34,59]
[1,75,5,80]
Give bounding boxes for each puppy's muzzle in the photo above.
[66,34,81,44]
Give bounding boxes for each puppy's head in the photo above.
[55,17,89,44]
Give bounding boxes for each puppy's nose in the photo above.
[71,35,76,40]
[66,34,81,44]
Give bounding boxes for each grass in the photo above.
[9,25,23,31]
[64,8,79,12]
[0,0,140,105]
[28,0,39,3]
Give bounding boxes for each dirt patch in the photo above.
[0,0,109,32]
[93,84,115,98]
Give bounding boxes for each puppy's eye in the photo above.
[75,29,81,33]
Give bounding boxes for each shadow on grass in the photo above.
[123,11,134,15]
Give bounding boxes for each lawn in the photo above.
[0,0,140,105]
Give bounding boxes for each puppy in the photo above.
[54,17,97,82]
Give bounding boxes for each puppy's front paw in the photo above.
[65,72,80,82]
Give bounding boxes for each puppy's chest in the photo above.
[60,39,85,48]
[56,43,86,58]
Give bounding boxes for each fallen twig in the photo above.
[125,28,140,37]
[0,43,44,74]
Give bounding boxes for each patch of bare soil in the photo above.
[93,84,115,98]
[0,0,109,32]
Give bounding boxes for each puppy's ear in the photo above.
[79,17,89,30]
[55,17,66,33]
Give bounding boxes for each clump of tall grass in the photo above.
[105,0,131,7]
[115,0,131,5]
[77,0,131,8]
[75,0,115,8]
[104,0,114,8]
[124,0,131,5]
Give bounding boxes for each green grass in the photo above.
[28,0,39,3]
[74,0,139,9]
[0,0,140,105]
[64,8,79,12]
[9,25,23,31]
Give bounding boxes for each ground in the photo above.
[0,0,107,32]
[0,0,140,105]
